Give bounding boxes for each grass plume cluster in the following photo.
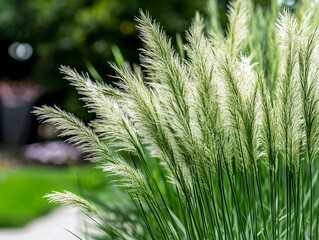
[35,0,319,239]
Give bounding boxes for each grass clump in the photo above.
[35,0,319,239]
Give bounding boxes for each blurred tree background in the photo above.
[0,0,210,125]
[0,0,295,143]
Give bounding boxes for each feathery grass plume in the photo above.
[111,27,192,196]
[110,63,193,202]
[217,53,259,170]
[35,0,319,239]
[136,11,191,131]
[110,63,172,163]
[136,12,198,166]
[185,13,221,172]
[33,105,113,163]
[276,10,302,175]
[104,160,153,200]
[60,66,143,155]
[45,191,97,213]
[226,0,252,57]
[60,65,123,100]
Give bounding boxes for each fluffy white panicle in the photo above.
[45,191,97,213]
[34,105,113,163]
[104,160,153,199]
[226,0,252,56]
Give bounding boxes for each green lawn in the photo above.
[0,164,106,227]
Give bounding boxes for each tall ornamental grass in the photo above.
[35,0,319,239]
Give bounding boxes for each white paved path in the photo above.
[0,206,87,240]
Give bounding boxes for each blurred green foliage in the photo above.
[0,165,107,227]
[0,0,207,79]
